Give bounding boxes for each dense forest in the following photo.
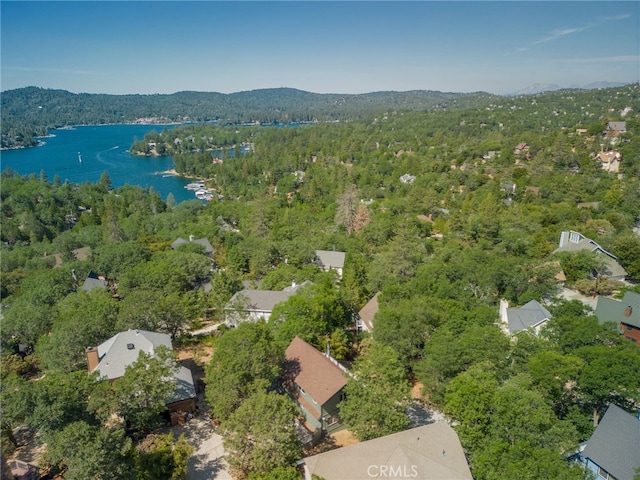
[1,84,640,479]
[1,86,494,149]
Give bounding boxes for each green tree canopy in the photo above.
[45,421,135,480]
[339,341,410,441]
[205,321,282,420]
[221,391,301,479]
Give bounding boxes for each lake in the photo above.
[0,124,199,203]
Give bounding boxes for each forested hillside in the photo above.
[1,86,494,149]
[1,84,640,479]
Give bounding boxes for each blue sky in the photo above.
[1,1,638,95]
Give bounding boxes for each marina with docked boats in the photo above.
[184,182,221,201]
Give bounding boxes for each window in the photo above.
[597,466,617,480]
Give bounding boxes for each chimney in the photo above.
[189,235,195,242]
[326,339,331,358]
[624,306,632,318]
[86,346,99,372]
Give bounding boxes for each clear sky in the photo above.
[1,1,638,95]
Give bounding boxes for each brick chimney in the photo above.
[86,346,99,372]
[624,306,632,318]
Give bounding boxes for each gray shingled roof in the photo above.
[595,291,640,329]
[315,250,346,270]
[607,121,627,132]
[91,330,196,405]
[227,289,297,312]
[554,231,626,279]
[168,365,197,405]
[581,404,640,480]
[171,236,213,254]
[506,300,552,333]
[302,423,473,480]
[94,329,173,380]
[226,281,311,313]
[81,271,108,292]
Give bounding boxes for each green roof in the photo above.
[594,291,640,329]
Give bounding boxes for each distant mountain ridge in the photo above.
[1,86,499,149]
[1,82,636,149]
[510,81,628,95]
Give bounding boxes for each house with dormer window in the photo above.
[85,329,196,415]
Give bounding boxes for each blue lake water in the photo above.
[0,124,199,203]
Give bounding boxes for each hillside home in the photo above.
[52,246,91,268]
[399,173,416,184]
[573,404,640,480]
[514,142,530,156]
[81,270,108,292]
[500,180,516,196]
[594,291,640,345]
[171,235,214,258]
[499,299,552,335]
[282,337,348,445]
[85,329,196,414]
[595,150,622,173]
[224,281,310,326]
[554,230,627,280]
[605,121,627,136]
[357,292,380,333]
[577,202,601,210]
[314,250,346,278]
[300,423,473,480]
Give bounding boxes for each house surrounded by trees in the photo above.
[86,329,197,415]
[282,336,348,445]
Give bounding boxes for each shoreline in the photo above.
[156,169,213,184]
[158,169,180,177]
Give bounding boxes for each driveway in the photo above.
[557,287,598,310]
[171,417,231,480]
[172,350,230,479]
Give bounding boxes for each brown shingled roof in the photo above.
[358,292,381,331]
[284,337,347,407]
